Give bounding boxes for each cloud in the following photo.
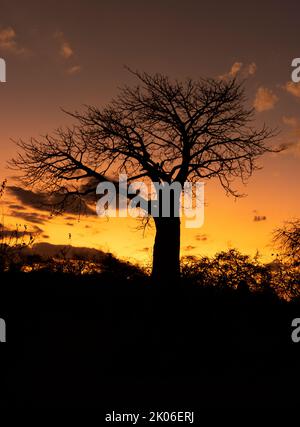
[0,223,43,238]
[54,32,82,75]
[7,186,96,216]
[61,41,73,59]
[228,62,243,77]
[253,87,278,112]
[279,116,300,156]
[139,247,150,253]
[245,62,257,76]
[8,186,50,211]
[278,138,300,154]
[8,204,26,211]
[219,62,242,80]
[253,215,267,222]
[219,62,257,80]
[0,26,28,55]
[195,234,208,241]
[284,81,300,98]
[54,31,74,59]
[9,210,49,225]
[282,116,298,127]
[67,65,81,75]
[183,245,196,251]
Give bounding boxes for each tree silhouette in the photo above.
[10,70,276,283]
[273,219,300,263]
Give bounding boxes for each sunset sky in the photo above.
[0,0,300,265]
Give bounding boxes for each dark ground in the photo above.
[0,271,300,409]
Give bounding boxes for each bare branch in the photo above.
[9,70,277,214]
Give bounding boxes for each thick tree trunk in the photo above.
[151,216,181,285]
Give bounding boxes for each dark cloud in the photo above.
[8,186,96,216]
[9,210,49,225]
[65,222,74,226]
[195,234,208,241]
[183,245,196,251]
[254,215,267,222]
[32,225,43,233]
[0,224,43,238]
[78,177,100,203]
[8,204,26,211]
[8,186,48,211]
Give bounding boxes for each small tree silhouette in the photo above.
[273,219,300,263]
[10,70,276,283]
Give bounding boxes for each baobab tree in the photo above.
[10,70,276,283]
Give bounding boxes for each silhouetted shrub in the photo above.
[181,249,299,300]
